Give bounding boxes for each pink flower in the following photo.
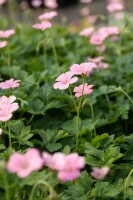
[88,57,109,69]
[90,26,119,46]
[90,166,110,180]
[107,2,124,13]
[57,153,85,182]
[97,62,109,69]
[43,152,66,171]
[31,0,42,7]
[90,32,106,45]
[0,95,17,104]
[0,29,15,38]
[73,83,93,97]
[44,0,58,9]
[79,27,94,37]
[0,0,6,5]
[80,7,90,16]
[38,11,58,20]
[0,128,2,135]
[43,152,85,182]
[0,78,20,89]
[0,96,19,122]
[98,26,120,37]
[53,71,78,90]
[7,148,43,178]
[88,56,104,63]
[32,21,52,31]
[88,15,97,24]
[70,62,96,76]
[0,41,7,48]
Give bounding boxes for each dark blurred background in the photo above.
[0,0,133,24]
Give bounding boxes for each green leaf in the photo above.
[0,144,6,150]
[28,98,44,114]
[62,145,71,154]
[95,179,123,198]
[92,133,109,148]
[46,143,62,152]
[61,116,81,136]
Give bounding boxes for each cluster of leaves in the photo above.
[0,10,133,200]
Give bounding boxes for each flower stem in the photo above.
[8,123,12,155]
[29,180,57,200]
[68,87,77,111]
[51,40,59,68]
[50,29,59,68]
[90,103,97,137]
[27,114,35,125]
[119,88,133,105]
[75,109,80,150]
[124,169,133,200]
[43,43,47,69]
[7,44,11,67]
[68,87,79,150]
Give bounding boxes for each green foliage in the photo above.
[0,8,133,200]
[94,179,123,199]
[85,141,123,167]
[63,171,94,200]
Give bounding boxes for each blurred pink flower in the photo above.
[70,62,96,76]
[0,29,15,38]
[43,152,66,171]
[90,166,110,180]
[57,153,85,182]
[38,11,58,20]
[88,57,109,69]
[107,2,124,12]
[90,26,120,46]
[0,78,20,89]
[53,71,78,90]
[0,105,14,121]
[0,95,19,122]
[31,0,42,8]
[88,15,96,24]
[73,83,93,97]
[0,95,16,104]
[98,26,120,37]
[0,0,6,5]
[7,148,43,178]
[43,152,85,182]
[80,7,90,16]
[79,27,94,37]
[89,56,104,63]
[0,41,7,48]
[90,32,106,45]
[44,0,58,9]
[32,21,52,31]
[98,62,109,69]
